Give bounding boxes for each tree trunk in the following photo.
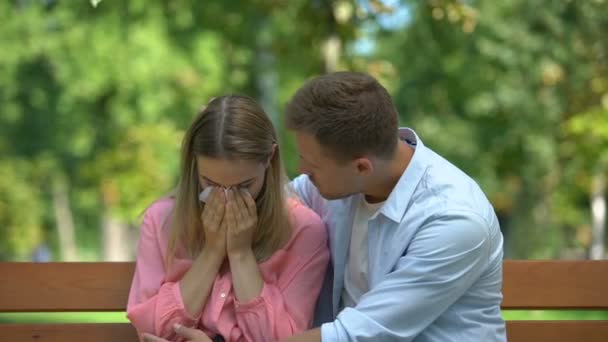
[322,33,341,73]
[590,170,606,260]
[255,30,278,126]
[102,209,132,261]
[321,0,341,73]
[52,176,78,261]
[101,180,133,261]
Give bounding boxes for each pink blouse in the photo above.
[126,197,329,342]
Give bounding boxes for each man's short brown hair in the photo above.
[285,71,399,162]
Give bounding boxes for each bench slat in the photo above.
[0,262,134,312]
[506,320,608,342]
[0,323,138,341]
[2,260,608,311]
[502,260,608,309]
[1,321,607,342]
[2,261,608,341]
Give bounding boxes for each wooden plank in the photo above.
[0,263,135,312]
[2,261,608,311]
[1,261,608,341]
[506,320,608,342]
[0,323,138,342]
[502,260,608,309]
[0,321,608,342]
[2,322,607,342]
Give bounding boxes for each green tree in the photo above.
[0,0,365,260]
[372,0,607,258]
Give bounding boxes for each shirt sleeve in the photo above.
[321,210,492,341]
[233,208,330,341]
[126,202,200,339]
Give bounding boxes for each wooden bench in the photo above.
[1,261,607,341]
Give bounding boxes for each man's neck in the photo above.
[364,141,414,203]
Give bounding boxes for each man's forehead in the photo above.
[296,132,323,157]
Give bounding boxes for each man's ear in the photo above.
[354,157,374,176]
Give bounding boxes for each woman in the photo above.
[127,95,329,342]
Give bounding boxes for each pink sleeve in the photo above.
[233,206,330,341]
[126,201,199,339]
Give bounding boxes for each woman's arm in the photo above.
[180,189,228,317]
[179,247,224,317]
[127,200,201,339]
[233,226,329,341]
[228,249,264,302]
[226,193,330,341]
[225,189,264,302]
[127,193,227,339]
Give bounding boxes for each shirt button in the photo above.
[220,293,226,298]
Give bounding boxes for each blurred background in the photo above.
[1,0,607,263]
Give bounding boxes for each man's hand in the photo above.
[281,328,322,342]
[141,323,212,342]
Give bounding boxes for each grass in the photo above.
[1,310,607,323]
[502,310,608,320]
[0,312,128,323]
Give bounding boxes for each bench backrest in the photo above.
[1,261,607,341]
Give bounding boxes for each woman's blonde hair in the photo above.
[166,95,292,265]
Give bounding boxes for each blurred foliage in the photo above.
[372,0,608,258]
[0,0,606,260]
[0,0,363,260]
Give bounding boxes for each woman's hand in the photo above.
[225,188,264,302]
[201,188,227,256]
[178,188,227,318]
[225,188,258,257]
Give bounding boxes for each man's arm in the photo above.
[320,211,493,341]
[288,175,327,216]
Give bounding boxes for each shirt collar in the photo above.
[373,128,429,223]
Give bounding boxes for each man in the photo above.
[283,71,506,341]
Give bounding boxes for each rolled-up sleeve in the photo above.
[126,204,199,339]
[321,211,491,341]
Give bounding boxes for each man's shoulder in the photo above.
[385,146,501,253]
[415,147,494,217]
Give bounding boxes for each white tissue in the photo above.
[199,186,251,203]
[198,187,214,203]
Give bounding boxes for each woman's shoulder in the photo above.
[141,196,175,232]
[286,197,327,245]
